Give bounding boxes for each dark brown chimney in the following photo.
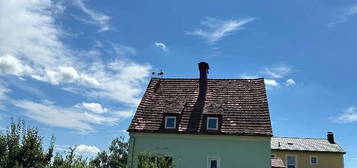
[187,62,209,132]
[327,132,335,144]
[198,62,209,100]
[199,62,209,81]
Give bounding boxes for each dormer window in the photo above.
[165,116,176,129]
[207,117,218,130]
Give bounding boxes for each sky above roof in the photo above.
[0,0,356,166]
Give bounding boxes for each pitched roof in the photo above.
[128,78,272,136]
[271,157,285,168]
[271,137,345,153]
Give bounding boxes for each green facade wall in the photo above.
[127,133,271,168]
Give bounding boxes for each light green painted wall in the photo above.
[127,133,271,168]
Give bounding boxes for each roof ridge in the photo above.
[273,136,327,140]
[151,77,265,80]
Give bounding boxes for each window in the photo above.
[310,156,318,165]
[207,117,218,130]
[207,157,220,168]
[165,116,176,129]
[286,155,297,168]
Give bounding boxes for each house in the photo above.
[127,62,273,168]
[271,132,345,168]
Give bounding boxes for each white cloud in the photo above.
[112,44,137,57]
[329,4,357,27]
[155,42,167,52]
[79,74,100,87]
[12,99,132,132]
[0,55,33,76]
[187,17,254,44]
[87,59,151,105]
[336,106,357,123]
[0,0,152,106]
[31,66,101,87]
[45,66,79,84]
[76,144,100,155]
[0,81,10,110]
[264,79,279,87]
[0,82,9,100]
[73,0,111,32]
[75,102,108,114]
[285,78,296,86]
[261,65,293,79]
[240,74,259,79]
[0,0,70,69]
[0,0,151,132]
[55,144,100,156]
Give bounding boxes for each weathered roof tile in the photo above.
[128,78,272,136]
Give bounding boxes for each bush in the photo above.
[138,153,174,168]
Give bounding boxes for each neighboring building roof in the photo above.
[271,157,285,168]
[271,137,345,153]
[128,78,272,136]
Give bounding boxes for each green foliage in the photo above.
[90,137,128,168]
[51,147,93,168]
[0,119,168,168]
[0,119,54,168]
[138,153,174,168]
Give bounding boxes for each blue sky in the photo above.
[0,0,356,166]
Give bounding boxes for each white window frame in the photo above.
[286,154,298,168]
[207,156,220,168]
[207,117,218,130]
[310,155,318,165]
[165,116,176,129]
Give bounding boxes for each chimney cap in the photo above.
[198,62,209,69]
[327,131,335,144]
[198,62,209,80]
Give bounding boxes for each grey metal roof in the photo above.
[271,137,345,153]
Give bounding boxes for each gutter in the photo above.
[271,149,346,154]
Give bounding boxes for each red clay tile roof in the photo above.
[271,157,285,168]
[128,78,272,136]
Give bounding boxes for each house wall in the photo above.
[127,132,271,168]
[272,150,344,168]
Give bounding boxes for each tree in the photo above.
[137,153,174,168]
[90,137,128,168]
[51,146,92,168]
[0,119,54,168]
[0,119,157,168]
